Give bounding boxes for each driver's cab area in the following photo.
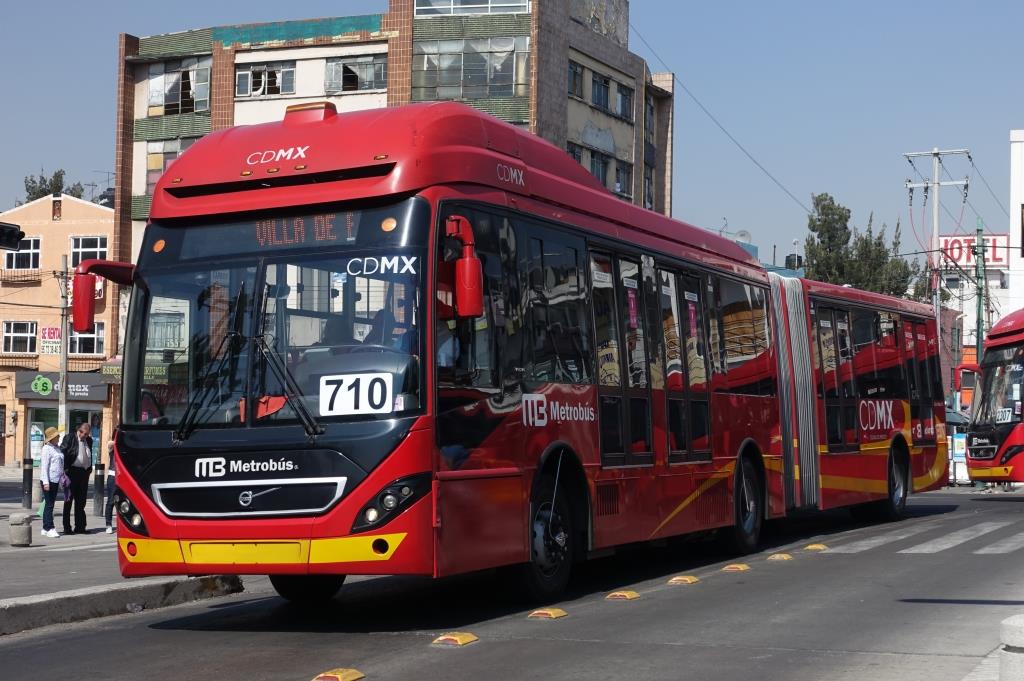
[253,253,422,424]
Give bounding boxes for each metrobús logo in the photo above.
[194,457,297,478]
[245,146,310,165]
[522,393,596,427]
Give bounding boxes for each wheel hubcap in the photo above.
[532,502,567,577]
[740,470,757,535]
[891,457,905,505]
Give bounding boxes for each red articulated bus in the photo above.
[73,101,946,602]
[958,309,1024,482]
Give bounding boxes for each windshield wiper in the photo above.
[254,334,324,439]
[173,330,239,443]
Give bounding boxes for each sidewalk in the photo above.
[0,483,241,635]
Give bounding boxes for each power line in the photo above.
[628,23,811,216]
[967,154,1010,219]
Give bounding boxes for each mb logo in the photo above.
[195,457,226,478]
[522,393,548,427]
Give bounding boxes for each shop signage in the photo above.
[16,371,109,401]
[40,326,61,355]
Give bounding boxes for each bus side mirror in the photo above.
[445,214,483,318]
[954,363,979,391]
[72,273,97,333]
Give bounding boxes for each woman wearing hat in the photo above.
[39,427,64,538]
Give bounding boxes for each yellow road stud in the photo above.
[668,575,700,585]
[721,563,750,572]
[432,632,479,646]
[528,608,568,619]
[312,670,365,681]
[606,590,641,600]
[805,543,828,551]
[767,553,793,561]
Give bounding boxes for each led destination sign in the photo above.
[154,197,431,262]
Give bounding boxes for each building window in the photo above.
[615,162,633,197]
[71,237,107,268]
[5,238,40,270]
[235,62,296,98]
[3,322,37,354]
[645,92,656,144]
[412,37,530,101]
[644,165,655,210]
[147,58,211,116]
[592,74,610,110]
[414,0,530,15]
[146,139,198,195]
[70,321,104,356]
[617,84,634,120]
[567,142,583,164]
[568,61,584,97]
[590,151,610,186]
[149,312,186,350]
[325,54,388,93]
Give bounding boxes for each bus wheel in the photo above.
[879,448,909,521]
[269,574,345,603]
[519,476,574,602]
[722,456,763,555]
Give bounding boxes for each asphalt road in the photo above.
[2,488,1022,681]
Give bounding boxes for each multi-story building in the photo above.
[115,0,674,266]
[0,195,118,470]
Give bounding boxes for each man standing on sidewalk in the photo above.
[61,423,93,534]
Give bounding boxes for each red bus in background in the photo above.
[73,102,946,603]
[959,309,1024,482]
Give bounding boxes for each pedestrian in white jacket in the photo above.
[39,428,64,538]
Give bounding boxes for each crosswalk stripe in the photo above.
[826,523,939,553]
[974,531,1024,554]
[898,521,1013,554]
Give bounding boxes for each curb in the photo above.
[0,575,244,636]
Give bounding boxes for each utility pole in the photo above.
[58,255,69,435]
[975,218,987,360]
[903,148,970,327]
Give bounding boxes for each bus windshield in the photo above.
[972,344,1024,427]
[124,199,428,429]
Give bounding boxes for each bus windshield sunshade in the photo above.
[164,164,395,199]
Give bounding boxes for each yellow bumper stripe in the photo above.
[119,533,407,565]
[970,466,1013,479]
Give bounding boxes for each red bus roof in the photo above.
[799,277,933,316]
[150,101,760,268]
[986,308,1024,348]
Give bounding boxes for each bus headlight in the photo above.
[351,473,431,534]
[114,490,149,536]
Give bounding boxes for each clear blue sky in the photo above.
[1,1,1020,263]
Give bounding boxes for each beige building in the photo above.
[0,195,118,471]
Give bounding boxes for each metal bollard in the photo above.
[21,459,32,509]
[8,512,32,547]
[1000,614,1024,679]
[93,463,105,517]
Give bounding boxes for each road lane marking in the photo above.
[974,531,1024,554]
[827,523,939,553]
[528,608,568,619]
[432,632,478,646]
[898,521,1013,554]
[606,590,640,600]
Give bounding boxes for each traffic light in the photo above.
[0,222,25,251]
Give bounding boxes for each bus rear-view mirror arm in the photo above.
[72,259,136,333]
[954,362,979,392]
[445,214,484,318]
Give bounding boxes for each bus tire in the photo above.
[269,574,345,603]
[722,456,763,555]
[518,476,574,602]
[878,446,909,521]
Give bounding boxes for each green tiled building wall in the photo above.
[133,114,212,142]
[213,15,382,46]
[414,14,531,40]
[138,29,213,58]
[131,195,152,221]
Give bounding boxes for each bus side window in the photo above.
[875,312,904,398]
[851,309,879,398]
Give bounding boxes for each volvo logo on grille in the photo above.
[238,487,280,508]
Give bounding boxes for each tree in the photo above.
[22,169,84,203]
[803,193,852,284]
[804,193,922,297]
